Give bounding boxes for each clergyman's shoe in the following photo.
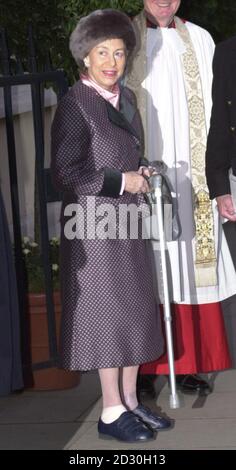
[137,374,157,400]
[132,404,173,431]
[98,411,155,442]
[176,374,212,394]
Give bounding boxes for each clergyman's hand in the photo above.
[216,194,236,222]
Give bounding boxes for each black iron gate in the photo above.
[0,27,68,374]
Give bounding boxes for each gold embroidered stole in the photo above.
[174,17,217,286]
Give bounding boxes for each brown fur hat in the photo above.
[70,9,136,65]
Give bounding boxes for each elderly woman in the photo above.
[51,9,170,442]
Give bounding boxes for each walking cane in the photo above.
[149,173,180,409]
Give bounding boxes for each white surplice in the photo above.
[144,22,236,304]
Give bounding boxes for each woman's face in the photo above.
[84,38,127,91]
[144,0,181,27]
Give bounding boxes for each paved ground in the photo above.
[0,369,235,450]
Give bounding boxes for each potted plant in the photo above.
[22,236,80,390]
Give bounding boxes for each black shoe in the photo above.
[176,374,212,394]
[132,404,173,431]
[137,374,157,400]
[98,411,155,442]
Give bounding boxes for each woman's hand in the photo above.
[138,166,155,178]
[124,171,150,194]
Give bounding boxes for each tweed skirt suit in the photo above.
[51,81,164,371]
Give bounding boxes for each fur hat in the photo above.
[70,9,136,66]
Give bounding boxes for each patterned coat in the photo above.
[51,81,163,371]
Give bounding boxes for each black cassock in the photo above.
[0,188,23,395]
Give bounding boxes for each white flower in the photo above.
[29,242,38,247]
[23,236,30,244]
[51,237,59,244]
[52,264,59,271]
[23,249,30,255]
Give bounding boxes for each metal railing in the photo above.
[0,26,68,374]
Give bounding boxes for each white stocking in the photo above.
[98,368,127,423]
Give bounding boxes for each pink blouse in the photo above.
[80,73,120,110]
